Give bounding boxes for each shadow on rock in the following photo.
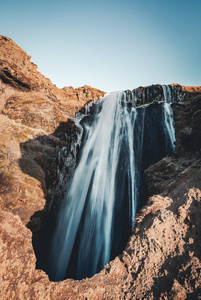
[18,118,81,275]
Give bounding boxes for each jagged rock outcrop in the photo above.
[0,35,201,299]
[125,83,201,107]
[0,36,105,117]
[0,35,105,227]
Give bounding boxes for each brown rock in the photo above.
[1,187,201,299]
[1,35,201,299]
[0,35,105,225]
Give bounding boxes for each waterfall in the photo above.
[49,87,176,281]
[162,85,175,151]
[49,92,138,281]
[162,85,172,103]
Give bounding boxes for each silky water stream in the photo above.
[48,89,175,281]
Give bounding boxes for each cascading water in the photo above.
[162,85,175,151]
[49,87,176,282]
[162,84,172,104]
[49,92,137,280]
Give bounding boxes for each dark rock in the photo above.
[1,35,201,299]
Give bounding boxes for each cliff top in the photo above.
[0,35,106,117]
[1,35,201,299]
[172,83,201,93]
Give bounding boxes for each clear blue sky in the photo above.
[1,0,201,92]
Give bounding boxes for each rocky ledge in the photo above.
[0,35,201,299]
[0,35,105,225]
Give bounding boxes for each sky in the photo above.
[0,0,201,92]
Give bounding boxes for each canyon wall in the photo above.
[0,35,201,299]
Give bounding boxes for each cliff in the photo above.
[0,35,105,227]
[0,36,201,299]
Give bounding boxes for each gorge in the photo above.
[48,87,176,282]
[1,36,201,299]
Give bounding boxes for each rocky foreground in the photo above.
[0,35,201,299]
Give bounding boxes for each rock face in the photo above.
[0,35,201,299]
[0,36,105,117]
[0,35,105,225]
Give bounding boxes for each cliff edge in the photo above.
[0,36,201,299]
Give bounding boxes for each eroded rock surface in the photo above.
[1,176,201,299]
[0,35,105,226]
[1,35,201,299]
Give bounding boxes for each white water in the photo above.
[49,87,176,281]
[162,85,175,150]
[50,92,138,281]
[162,85,172,104]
